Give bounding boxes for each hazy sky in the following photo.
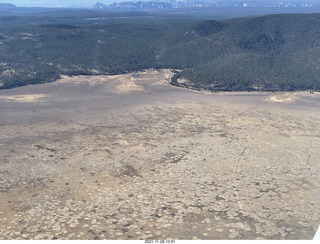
[1,0,319,8]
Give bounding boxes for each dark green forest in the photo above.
[1,11,320,91]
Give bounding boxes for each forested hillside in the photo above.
[1,13,320,91]
[167,14,320,91]
[0,20,183,89]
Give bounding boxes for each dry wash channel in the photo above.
[0,70,320,240]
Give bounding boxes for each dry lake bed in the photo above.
[0,69,320,240]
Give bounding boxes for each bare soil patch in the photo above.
[0,70,320,240]
[0,94,47,103]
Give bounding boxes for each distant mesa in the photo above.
[94,1,172,10]
[93,1,320,10]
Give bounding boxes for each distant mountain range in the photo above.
[1,1,319,10]
[94,1,172,10]
[0,3,17,8]
[94,1,320,10]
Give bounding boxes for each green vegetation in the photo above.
[1,12,320,91]
[167,14,320,91]
[0,21,176,89]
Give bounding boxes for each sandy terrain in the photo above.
[0,69,320,240]
[0,94,47,103]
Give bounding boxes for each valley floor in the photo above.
[0,69,320,240]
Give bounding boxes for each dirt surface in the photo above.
[0,69,320,240]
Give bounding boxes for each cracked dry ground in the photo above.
[0,70,320,240]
